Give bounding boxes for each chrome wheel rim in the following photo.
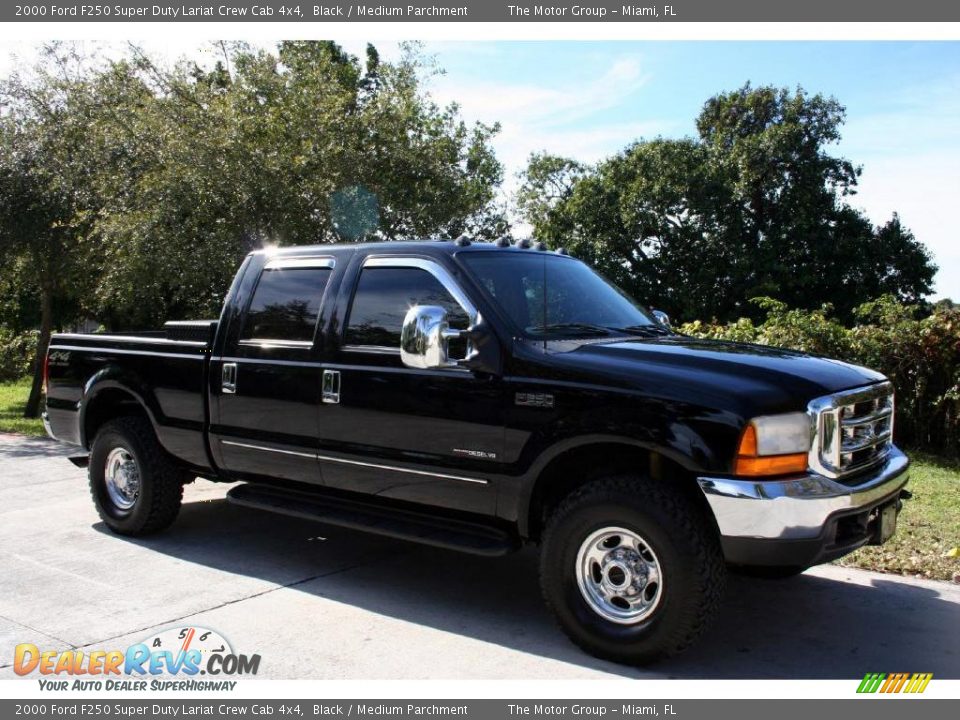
[104,447,140,510]
[575,526,663,624]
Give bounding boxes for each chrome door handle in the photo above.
[222,363,237,394]
[322,369,340,404]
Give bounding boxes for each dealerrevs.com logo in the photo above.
[13,626,260,691]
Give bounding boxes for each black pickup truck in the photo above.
[43,239,910,664]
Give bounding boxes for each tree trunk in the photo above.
[24,280,53,419]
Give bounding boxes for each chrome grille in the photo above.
[808,382,894,479]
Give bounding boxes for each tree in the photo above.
[516,153,587,233]
[0,141,69,417]
[519,139,744,320]
[1,41,506,331]
[0,44,97,417]
[0,41,507,411]
[858,213,936,305]
[520,84,937,322]
[82,41,506,327]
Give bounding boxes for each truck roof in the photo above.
[253,238,568,259]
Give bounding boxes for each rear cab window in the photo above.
[240,258,334,347]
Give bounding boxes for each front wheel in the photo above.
[540,475,726,665]
[89,416,185,536]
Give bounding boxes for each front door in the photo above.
[317,256,504,515]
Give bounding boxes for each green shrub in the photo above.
[0,326,38,382]
[680,296,960,458]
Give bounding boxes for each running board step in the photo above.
[226,483,519,557]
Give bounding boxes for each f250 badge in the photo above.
[515,392,555,409]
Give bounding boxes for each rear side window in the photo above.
[242,267,332,342]
[345,267,469,348]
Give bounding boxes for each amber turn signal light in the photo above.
[734,424,808,477]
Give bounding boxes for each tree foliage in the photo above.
[1,40,505,334]
[0,44,103,413]
[520,84,937,323]
[0,41,505,415]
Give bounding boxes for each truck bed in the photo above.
[44,321,217,472]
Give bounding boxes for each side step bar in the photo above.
[226,483,520,557]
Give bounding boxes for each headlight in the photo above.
[734,412,811,476]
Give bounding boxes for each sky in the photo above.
[3,40,958,300]
[422,41,960,301]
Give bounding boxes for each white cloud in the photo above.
[431,56,649,129]
[426,54,672,207]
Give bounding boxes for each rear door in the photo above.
[210,255,336,485]
[316,254,504,515]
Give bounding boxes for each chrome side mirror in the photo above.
[400,305,465,370]
[652,309,671,328]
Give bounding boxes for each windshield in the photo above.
[460,252,662,339]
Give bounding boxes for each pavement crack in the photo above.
[0,613,75,668]
[1,550,115,590]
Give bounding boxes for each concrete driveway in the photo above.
[1,433,958,680]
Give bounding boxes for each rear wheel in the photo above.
[89,416,185,536]
[540,474,726,665]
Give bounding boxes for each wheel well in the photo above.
[83,388,150,449]
[526,442,717,542]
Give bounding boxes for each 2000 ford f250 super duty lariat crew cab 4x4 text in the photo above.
[43,239,910,664]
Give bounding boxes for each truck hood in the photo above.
[544,335,886,416]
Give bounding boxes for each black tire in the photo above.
[89,416,185,536]
[729,564,807,579]
[540,474,726,665]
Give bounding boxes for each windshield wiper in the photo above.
[528,322,613,337]
[609,324,673,337]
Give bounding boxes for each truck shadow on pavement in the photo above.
[96,496,960,680]
[0,435,72,460]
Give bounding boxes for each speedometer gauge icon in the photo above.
[141,626,233,669]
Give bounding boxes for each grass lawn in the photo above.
[0,378,45,437]
[0,376,956,580]
[837,454,959,582]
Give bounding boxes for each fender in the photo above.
[502,428,722,538]
[79,366,164,450]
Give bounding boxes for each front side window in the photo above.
[345,266,469,348]
[461,252,657,338]
[242,267,332,342]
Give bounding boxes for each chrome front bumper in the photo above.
[697,447,909,541]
